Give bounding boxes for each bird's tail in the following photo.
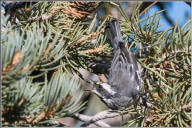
[105,18,122,51]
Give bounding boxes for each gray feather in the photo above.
[105,18,122,51]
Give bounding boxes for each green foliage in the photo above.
[1,1,191,127]
[2,71,85,126]
[2,1,109,126]
[112,2,191,127]
[1,21,64,84]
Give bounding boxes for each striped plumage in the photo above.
[94,19,142,110]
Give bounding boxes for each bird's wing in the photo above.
[108,43,142,97]
[105,18,141,97]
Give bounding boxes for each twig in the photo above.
[87,120,110,127]
[28,6,61,22]
[139,2,158,17]
[69,28,104,46]
[74,111,112,127]
[32,111,46,124]
[2,51,21,73]
[79,45,105,54]
[179,102,192,111]
[74,110,135,127]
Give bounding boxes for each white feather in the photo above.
[101,83,116,95]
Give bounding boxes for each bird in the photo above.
[92,18,144,110]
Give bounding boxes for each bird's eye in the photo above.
[95,81,102,89]
[98,84,102,89]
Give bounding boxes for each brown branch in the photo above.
[32,111,46,124]
[74,110,135,127]
[139,2,158,17]
[79,45,105,54]
[28,6,61,22]
[179,102,192,111]
[69,28,104,46]
[18,97,26,107]
[2,51,22,79]
[61,6,84,18]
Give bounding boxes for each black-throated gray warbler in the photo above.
[92,19,145,110]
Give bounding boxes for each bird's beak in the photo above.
[96,81,102,86]
[98,75,106,82]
